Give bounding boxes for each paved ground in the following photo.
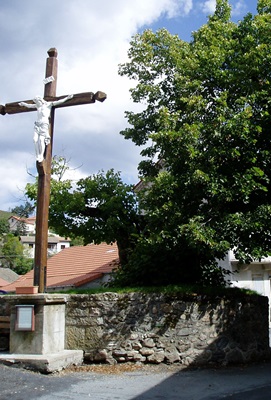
[1,361,271,400]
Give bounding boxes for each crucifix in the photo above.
[0,48,106,293]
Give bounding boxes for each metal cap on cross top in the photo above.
[47,48,58,58]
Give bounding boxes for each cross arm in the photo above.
[47,91,107,109]
[0,91,107,115]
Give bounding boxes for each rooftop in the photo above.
[3,242,119,292]
[0,267,19,284]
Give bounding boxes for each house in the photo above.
[7,215,71,257]
[2,242,119,292]
[20,235,70,258]
[219,251,271,302]
[8,215,36,235]
[219,251,271,343]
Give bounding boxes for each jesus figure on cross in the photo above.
[19,94,73,162]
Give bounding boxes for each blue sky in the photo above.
[148,0,257,41]
[0,0,258,210]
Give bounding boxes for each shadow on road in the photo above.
[128,362,271,400]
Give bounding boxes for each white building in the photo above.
[8,215,70,258]
[220,251,271,300]
[8,216,36,235]
[219,251,271,336]
[20,235,71,258]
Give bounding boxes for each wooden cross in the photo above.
[0,48,106,293]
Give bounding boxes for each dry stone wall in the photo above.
[65,292,270,366]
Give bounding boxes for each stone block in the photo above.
[132,341,142,350]
[133,353,146,362]
[65,326,85,349]
[177,328,193,336]
[140,347,155,356]
[165,348,180,363]
[112,349,127,358]
[84,327,104,348]
[142,338,155,348]
[10,300,66,355]
[147,350,165,364]
[0,350,83,373]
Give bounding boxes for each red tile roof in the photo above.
[0,277,9,288]
[9,215,36,225]
[3,242,119,292]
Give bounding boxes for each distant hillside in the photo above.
[0,210,14,220]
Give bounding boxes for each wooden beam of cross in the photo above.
[0,48,107,293]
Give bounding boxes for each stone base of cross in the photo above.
[0,48,106,292]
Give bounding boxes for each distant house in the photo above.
[20,235,70,258]
[8,215,36,235]
[7,215,70,257]
[2,242,119,292]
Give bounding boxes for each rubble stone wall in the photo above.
[65,292,270,366]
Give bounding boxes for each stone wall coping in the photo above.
[2,294,68,305]
[65,291,266,303]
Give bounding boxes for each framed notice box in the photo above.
[15,305,35,331]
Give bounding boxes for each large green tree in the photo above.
[25,158,141,266]
[115,0,271,284]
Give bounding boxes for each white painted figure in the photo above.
[19,95,73,162]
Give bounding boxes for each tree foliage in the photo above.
[25,159,141,265]
[10,201,35,236]
[0,208,32,275]
[0,218,9,236]
[115,0,271,284]
[11,201,35,219]
[0,233,32,275]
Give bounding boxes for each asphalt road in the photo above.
[1,361,271,400]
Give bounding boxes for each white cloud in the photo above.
[200,0,216,13]
[179,0,194,15]
[0,151,34,211]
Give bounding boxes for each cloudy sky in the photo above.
[0,0,257,211]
